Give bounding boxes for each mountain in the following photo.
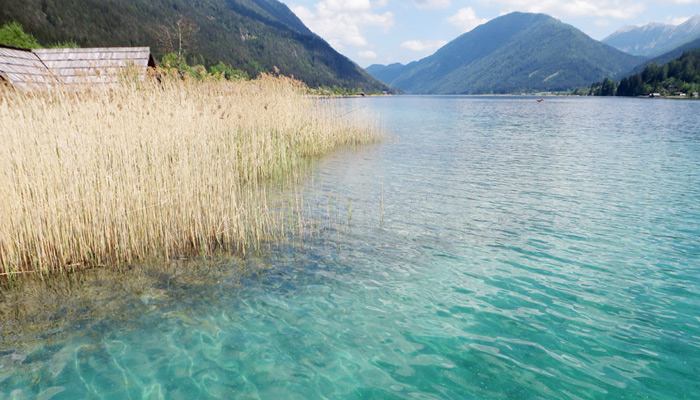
[602,15,700,57]
[615,47,700,97]
[629,36,700,75]
[367,12,645,94]
[0,0,389,91]
[365,63,406,86]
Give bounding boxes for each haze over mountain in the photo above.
[0,0,389,91]
[367,12,644,94]
[602,15,700,58]
[365,63,406,87]
[629,36,700,75]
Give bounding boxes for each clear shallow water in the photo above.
[2,96,700,399]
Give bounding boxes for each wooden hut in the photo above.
[0,45,155,90]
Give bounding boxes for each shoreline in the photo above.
[0,74,382,281]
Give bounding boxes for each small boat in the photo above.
[536,98,546,102]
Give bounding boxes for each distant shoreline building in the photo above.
[0,45,155,90]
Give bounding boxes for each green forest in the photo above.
[589,48,700,97]
[366,13,644,95]
[0,21,248,82]
[0,21,379,95]
[0,0,389,92]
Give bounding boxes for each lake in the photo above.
[2,96,700,399]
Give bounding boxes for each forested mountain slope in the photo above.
[0,0,389,91]
[628,37,700,75]
[616,48,700,96]
[367,12,645,94]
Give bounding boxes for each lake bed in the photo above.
[2,96,699,399]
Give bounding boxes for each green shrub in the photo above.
[0,21,40,49]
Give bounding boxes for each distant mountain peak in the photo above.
[678,14,700,31]
[366,11,643,94]
[603,14,700,57]
[644,22,672,29]
[616,25,639,34]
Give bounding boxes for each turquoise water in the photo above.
[2,96,700,399]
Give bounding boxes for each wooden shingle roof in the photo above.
[0,46,55,90]
[33,47,154,85]
[0,45,155,90]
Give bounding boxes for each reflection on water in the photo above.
[2,96,700,399]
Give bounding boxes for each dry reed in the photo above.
[0,73,380,278]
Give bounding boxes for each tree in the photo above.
[209,61,249,81]
[631,74,644,96]
[642,63,658,82]
[600,78,616,96]
[155,16,199,75]
[0,21,40,49]
[616,77,630,96]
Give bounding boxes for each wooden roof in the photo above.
[0,45,155,90]
[0,46,55,90]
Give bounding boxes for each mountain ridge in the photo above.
[627,36,700,75]
[367,12,645,94]
[0,0,389,91]
[365,62,406,86]
[602,15,700,57]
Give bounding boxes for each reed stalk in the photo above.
[0,73,380,278]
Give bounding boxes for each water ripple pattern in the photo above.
[2,96,699,399]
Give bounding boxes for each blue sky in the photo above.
[279,0,700,67]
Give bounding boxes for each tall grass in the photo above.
[0,73,380,278]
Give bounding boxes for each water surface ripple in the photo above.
[2,96,700,399]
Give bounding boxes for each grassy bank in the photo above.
[0,73,380,279]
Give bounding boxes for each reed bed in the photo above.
[0,73,380,278]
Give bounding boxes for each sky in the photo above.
[279,0,700,67]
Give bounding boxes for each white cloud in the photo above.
[413,0,451,9]
[359,50,378,58]
[400,39,448,51]
[480,0,646,19]
[290,1,394,50]
[291,6,315,22]
[447,7,488,32]
[669,16,690,25]
[316,0,371,12]
[656,0,700,4]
